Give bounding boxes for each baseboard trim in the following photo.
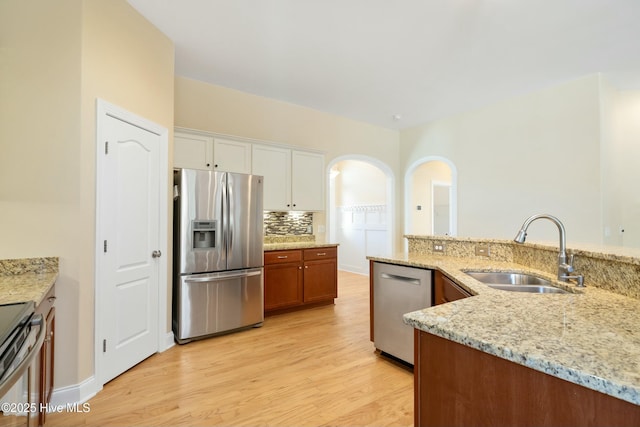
[50,375,99,406]
[338,265,368,276]
[162,331,175,352]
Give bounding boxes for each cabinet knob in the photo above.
[152,250,162,258]
[206,163,210,167]
[214,164,218,168]
[305,266,308,269]
[48,296,57,303]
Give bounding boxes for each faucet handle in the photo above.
[560,262,574,275]
[568,253,575,267]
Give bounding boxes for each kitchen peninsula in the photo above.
[369,236,640,426]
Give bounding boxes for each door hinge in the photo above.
[103,240,108,253]
[105,141,109,154]
[103,339,107,353]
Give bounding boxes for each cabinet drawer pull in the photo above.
[277,255,288,259]
[316,252,327,256]
[48,296,56,303]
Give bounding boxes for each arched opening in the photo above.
[327,156,395,275]
[405,157,457,242]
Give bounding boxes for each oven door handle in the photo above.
[0,314,46,397]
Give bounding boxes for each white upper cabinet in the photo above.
[213,138,252,174]
[291,151,325,211]
[175,128,325,211]
[174,131,213,170]
[252,144,325,211]
[252,145,292,210]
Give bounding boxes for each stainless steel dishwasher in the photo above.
[373,262,432,365]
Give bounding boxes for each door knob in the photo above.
[152,250,162,258]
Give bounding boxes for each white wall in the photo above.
[174,76,402,248]
[0,0,174,393]
[400,75,603,246]
[334,160,387,206]
[409,161,452,235]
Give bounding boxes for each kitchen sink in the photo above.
[464,271,570,294]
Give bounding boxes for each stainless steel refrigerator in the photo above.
[173,168,264,344]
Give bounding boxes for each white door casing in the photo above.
[95,99,169,387]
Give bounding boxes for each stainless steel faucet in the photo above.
[513,214,585,287]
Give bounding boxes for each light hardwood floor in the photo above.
[47,271,414,427]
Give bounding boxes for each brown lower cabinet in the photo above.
[36,285,56,426]
[415,330,640,427]
[417,272,640,427]
[264,246,337,314]
[434,270,471,304]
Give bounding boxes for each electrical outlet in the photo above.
[433,242,445,253]
[475,244,490,257]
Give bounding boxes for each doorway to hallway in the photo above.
[328,157,394,275]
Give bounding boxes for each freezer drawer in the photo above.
[173,268,264,343]
[373,262,432,364]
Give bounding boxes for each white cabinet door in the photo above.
[213,138,252,174]
[174,131,213,170]
[252,145,291,210]
[291,151,325,211]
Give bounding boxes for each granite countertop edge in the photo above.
[368,253,640,406]
[264,242,340,251]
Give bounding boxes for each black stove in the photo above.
[0,302,35,381]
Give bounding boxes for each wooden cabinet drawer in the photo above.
[303,247,337,260]
[264,250,302,265]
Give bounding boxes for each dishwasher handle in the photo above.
[380,273,421,286]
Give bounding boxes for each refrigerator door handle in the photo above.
[221,173,228,259]
[183,269,262,283]
[227,176,233,255]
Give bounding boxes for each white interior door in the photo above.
[96,101,166,385]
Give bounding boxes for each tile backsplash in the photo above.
[264,211,313,236]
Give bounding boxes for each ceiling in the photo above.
[127,0,640,130]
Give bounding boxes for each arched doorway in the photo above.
[405,157,457,242]
[328,156,394,275]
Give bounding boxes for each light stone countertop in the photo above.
[0,272,57,306]
[368,253,640,406]
[0,257,58,306]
